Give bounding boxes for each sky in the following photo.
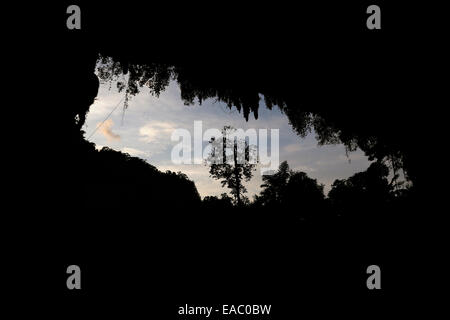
[83,79,372,199]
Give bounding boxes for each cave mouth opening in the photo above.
[81,56,379,200]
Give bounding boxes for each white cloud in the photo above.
[122,147,147,157]
[139,121,177,143]
[292,165,317,173]
[282,143,316,154]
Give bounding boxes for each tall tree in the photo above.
[206,126,257,206]
[256,161,291,206]
[328,161,394,217]
[254,161,325,219]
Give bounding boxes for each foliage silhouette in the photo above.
[253,161,325,220]
[328,161,394,221]
[254,161,291,207]
[206,126,257,206]
[202,193,234,210]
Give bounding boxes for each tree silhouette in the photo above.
[254,161,291,207]
[254,161,325,220]
[284,171,325,219]
[328,161,394,220]
[202,193,234,210]
[206,126,257,206]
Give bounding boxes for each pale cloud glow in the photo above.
[122,147,148,157]
[98,119,120,141]
[283,143,314,154]
[139,121,178,143]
